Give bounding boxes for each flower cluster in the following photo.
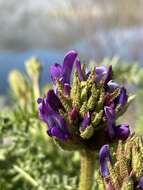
[99,135,143,190]
[37,50,132,150]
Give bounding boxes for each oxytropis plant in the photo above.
[37,50,142,190]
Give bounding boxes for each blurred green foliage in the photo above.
[0,57,143,189]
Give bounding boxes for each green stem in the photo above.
[79,149,95,190]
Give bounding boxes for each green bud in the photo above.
[87,66,96,87]
[56,79,64,94]
[121,178,134,190]
[119,156,129,180]
[8,70,30,103]
[81,86,88,102]
[80,102,88,117]
[59,95,72,112]
[97,90,105,110]
[80,125,94,139]
[91,110,103,127]
[108,162,120,190]
[87,85,98,111]
[25,57,42,100]
[116,140,123,161]
[25,57,42,81]
[71,72,81,108]
[110,88,120,101]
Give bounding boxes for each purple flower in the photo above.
[105,65,112,84]
[118,87,128,105]
[62,50,78,84]
[99,144,112,177]
[37,96,70,140]
[75,57,85,81]
[96,66,107,82]
[115,124,130,140]
[107,80,119,92]
[81,112,90,131]
[50,63,62,81]
[69,106,78,120]
[104,106,116,139]
[138,177,143,188]
[50,50,77,84]
[96,66,107,75]
[104,106,115,122]
[47,90,64,112]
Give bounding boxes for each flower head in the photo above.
[38,50,131,148]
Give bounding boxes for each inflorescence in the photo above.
[37,50,132,150]
[99,136,143,189]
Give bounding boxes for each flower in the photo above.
[104,107,130,140]
[95,66,107,82]
[114,124,130,140]
[118,87,128,105]
[107,80,119,92]
[37,93,70,141]
[47,90,64,112]
[50,50,77,84]
[99,144,112,177]
[104,106,115,122]
[105,65,112,84]
[38,50,131,148]
[104,106,115,139]
[138,176,143,188]
[81,112,90,131]
[75,57,85,81]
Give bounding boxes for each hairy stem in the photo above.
[79,149,95,190]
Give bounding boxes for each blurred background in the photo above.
[1,1,143,189]
[1,0,143,98]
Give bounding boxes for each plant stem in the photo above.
[79,149,95,190]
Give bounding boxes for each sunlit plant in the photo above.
[37,50,143,190]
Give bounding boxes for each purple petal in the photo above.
[115,124,130,140]
[47,90,63,112]
[104,106,116,139]
[99,144,112,177]
[38,99,50,123]
[81,112,90,131]
[107,80,119,92]
[75,57,85,81]
[69,106,78,120]
[138,177,143,188]
[105,65,112,84]
[118,87,128,105]
[62,50,77,84]
[37,97,43,104]
[50,63,62,81]
[104,106,115,122]
[108,122,115,139]
[38,98,70,140]
[64,83,71,96]
[96,66,107,75]
[48,126,69,140]
[96,66,107,82]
